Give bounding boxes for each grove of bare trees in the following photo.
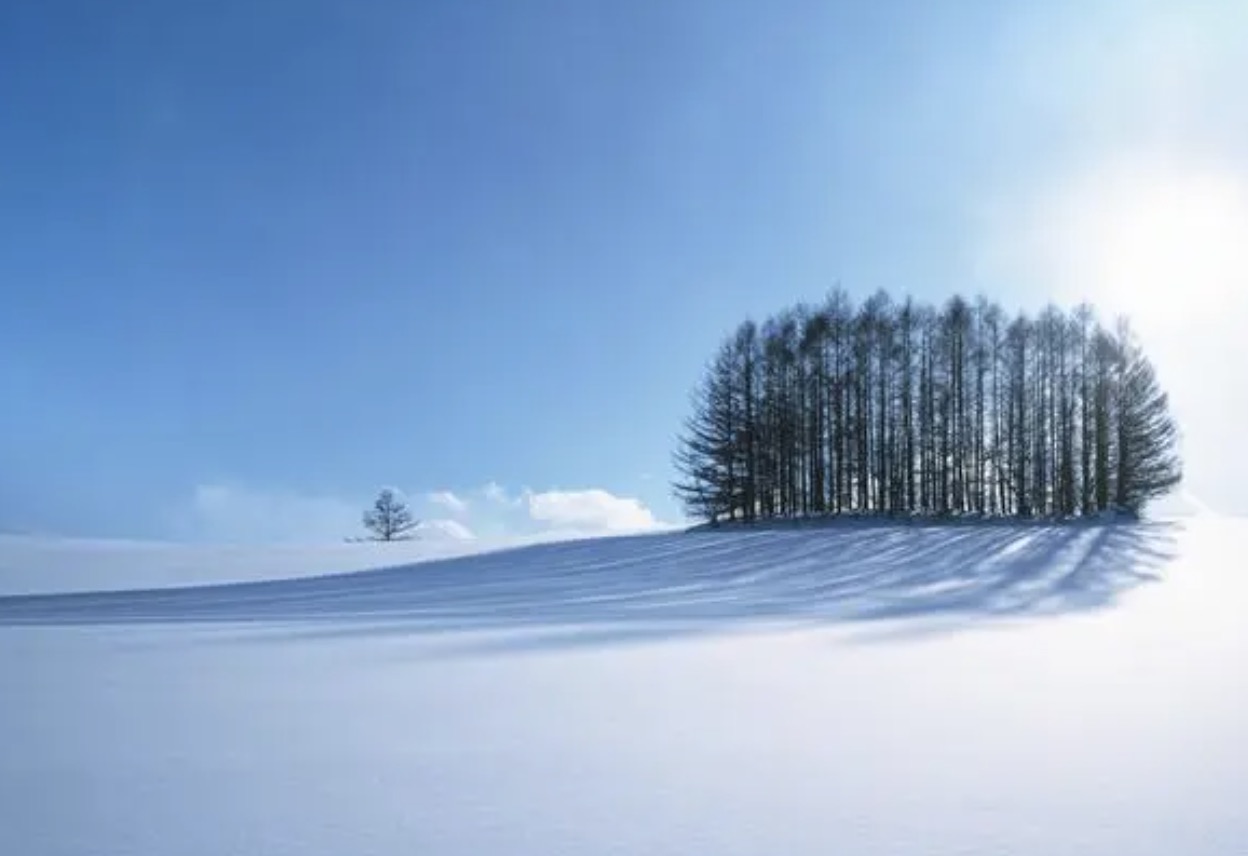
[674,290,1181,524]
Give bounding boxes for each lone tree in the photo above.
[362,488,419,541]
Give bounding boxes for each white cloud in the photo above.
[176,484,362,545]
[427,491,468,515]
[417,518,476,541]
[481,481,522,506]
[429,483,669,538]
[436,483,670,537]
[526,489,663,534]
[174,481,668,546]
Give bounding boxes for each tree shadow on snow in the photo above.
[0,520,1180,651]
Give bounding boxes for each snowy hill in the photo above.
[0,519,1178,629]
[2,517,1245,855]
[0,530,504,596]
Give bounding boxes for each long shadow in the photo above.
[0,521,1181,648]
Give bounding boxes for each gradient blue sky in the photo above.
[3,0,1247,542]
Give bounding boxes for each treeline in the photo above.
[674,290,1181,524]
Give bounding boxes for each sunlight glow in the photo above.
[977,153,1248,515]
[1059,161,1248,334]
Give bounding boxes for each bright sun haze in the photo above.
[1010,159,1248,518]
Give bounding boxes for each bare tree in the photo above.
[362,488,419,541]
[1112,320,1182,515]
[673,343,741,523]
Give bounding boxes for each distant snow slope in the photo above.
[0,530,521,596]
[2,518,1245,855]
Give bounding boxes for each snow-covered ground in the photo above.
[0,528,525,596]
[2,516,1245,855]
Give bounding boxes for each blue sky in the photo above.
[3,0,1247,542]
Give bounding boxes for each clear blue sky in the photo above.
[3,0,1246,541]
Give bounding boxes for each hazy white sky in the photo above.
[972,0,1248,515]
